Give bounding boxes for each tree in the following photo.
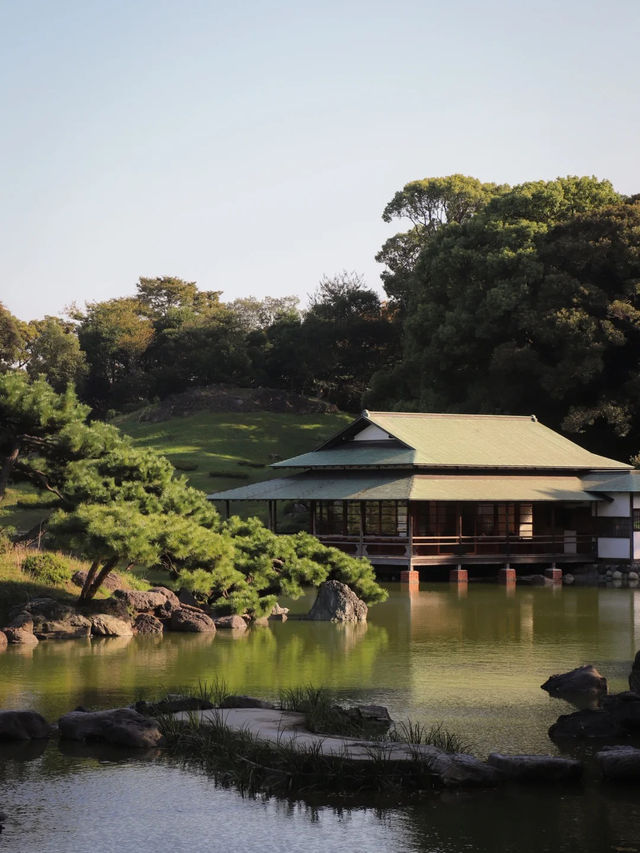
[2,375,387,610]
[0,302,24,371]
[368,175,640,456]
[24,316,87,392]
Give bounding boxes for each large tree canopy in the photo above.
[369,175,640,457]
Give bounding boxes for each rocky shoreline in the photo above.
[0,579,367,647]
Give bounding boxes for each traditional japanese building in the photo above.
[208,411,640,574]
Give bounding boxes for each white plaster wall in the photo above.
[633,495,640,510]
[634,532,640,560]
[352,424,391,441]
[598,537,631,559]
[597,494,631,517]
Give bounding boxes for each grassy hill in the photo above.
[114,410,351,495]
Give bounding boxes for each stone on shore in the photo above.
[149,586,181,614]
[90,614,134,637]
[4,626,39,645]
[58,708,164,748]
[307,580,368,623]
[424,748,504,787]
[548,708,626,740]
[71,569,122,592]
[541,664,607,703]
[487,753,583,782]
[9,598,91,640]
[213,615,247,631]
[220,695,276,710]
[0,710,54,740]
[113,589,169,613]
[596,745,640,781]
[0,630,7,650]
[133,613,164,635]
[170,608,216,633]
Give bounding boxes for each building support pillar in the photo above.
[498,564,516,585]
[449,566,468,584]
[545,565,563,583]
[400,569,420,587]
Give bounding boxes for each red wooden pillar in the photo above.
[449,566,468,583]
[498,564,516,584]
[400,569,420,587]
[545,566,563,583]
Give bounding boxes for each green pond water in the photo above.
[1,583,640,852]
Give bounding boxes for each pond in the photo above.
[1,583,639,852]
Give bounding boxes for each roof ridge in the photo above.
[365,411,535,421]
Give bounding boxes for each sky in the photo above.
[1,0,639,321]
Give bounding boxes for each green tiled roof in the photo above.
[208,472,602,502]
[273,411,629,471]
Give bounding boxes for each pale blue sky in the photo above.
[1,0,638,320]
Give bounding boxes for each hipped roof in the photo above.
[274,412,629,471]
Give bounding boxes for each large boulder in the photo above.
[90,614,134,637]
[596,745,640,781]
[133,613,164,635]
[487,753,583,782]
[213,615,247,632]
[113,589,169,613]
[629,650,640,693]
[599,692,640,733]
[541,665,607,705]
[420,747,504,787]
[10,598,91,640]
[307,580,368,623]
[0,630,7,650]
[4,626,38,646]
[330,704,393,736]
[169,608,216,633]
[0,710,54,740]
[149,587,181,614]
[71,569,122,592]
[548,709,626,740]
[58,708,164,748]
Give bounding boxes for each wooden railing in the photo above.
[316,533,596,560]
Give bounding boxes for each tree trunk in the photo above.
[78,559,102,602]
[83,556,119,601]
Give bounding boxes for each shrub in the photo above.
[21,552,72,586]
[0,529,14,554]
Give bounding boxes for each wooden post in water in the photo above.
[449,565,468,584]
[498,564,516,585]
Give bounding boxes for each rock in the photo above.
[596,745,640,780]
[333,704,393,736]
[487,753,583,782]
[600,692,640,732]
[612,570,623,580]
[219,695,276,709]
[177,587,198,607]
[563,573,575,585]
[422,748,504,787]
[629,650,640,693]
[541,664,607,703]
[629,571,639,581]
[149,586,181,614]
[113,589,169,613]
[133,613,164,635]
[90,614,134,637]
[0,630,7,650]
[7,611,34,631]
[4,627,39,646]
[71,569,122,592]
[271,604,289,616]
[213,615,247,631]
[58,708,164,748]
[0,710,54,740]
[135,695,214,715]
[548,709,627,740]
[518,574,549,586]
[10,598,91,640]
[169,608,216,633]
[307,580,368,623]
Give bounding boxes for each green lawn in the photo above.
[114,410,351,494]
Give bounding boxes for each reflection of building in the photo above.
[209,411,640,573]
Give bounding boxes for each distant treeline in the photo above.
[2,173,640,459]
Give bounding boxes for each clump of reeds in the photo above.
[389,720,474,754]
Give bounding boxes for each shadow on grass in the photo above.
[0,579,77,624]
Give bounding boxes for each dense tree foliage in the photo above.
[370,175,640,456]
[0,373,387,611]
